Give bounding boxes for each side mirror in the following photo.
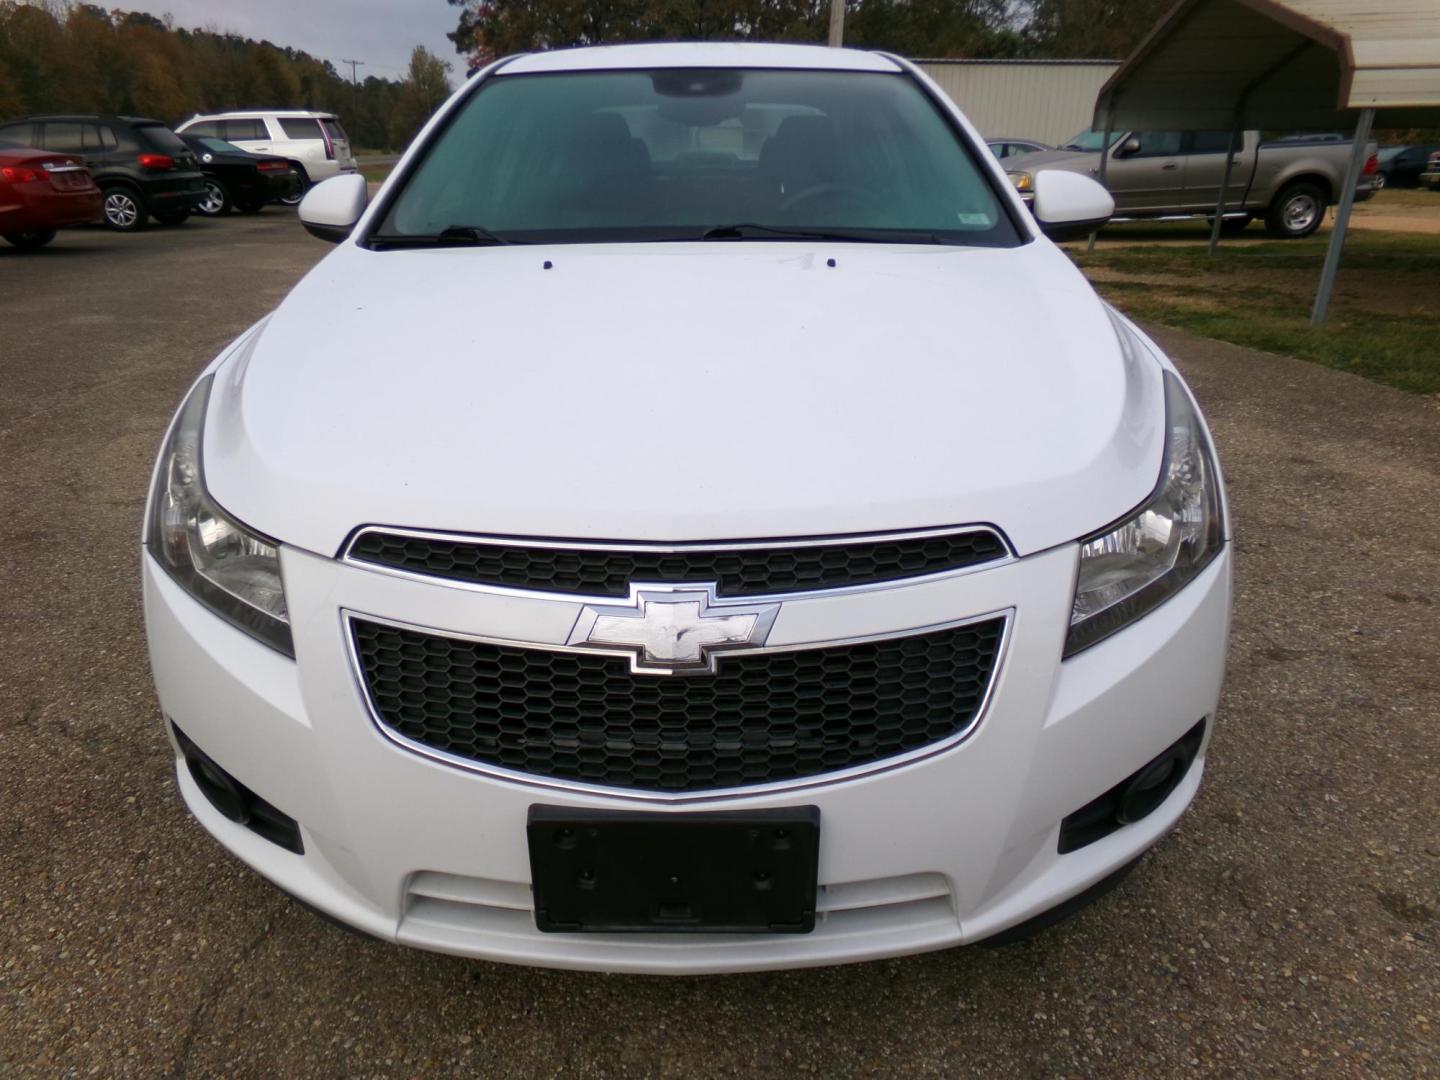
[299,173,368,243]
[1031,170,1114,241]
[1115,136,1142,158]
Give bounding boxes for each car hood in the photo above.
[1003,148,1100,174]
[204,240,1164,557]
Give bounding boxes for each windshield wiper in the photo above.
[699,223,942,244]
[367,224,522,249]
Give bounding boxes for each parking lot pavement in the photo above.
[2,214,1436,1078]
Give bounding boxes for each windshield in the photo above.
[375,69,1019,247]
[136,124,189,153]
[1059,129,1122,152]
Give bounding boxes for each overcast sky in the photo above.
[122,0,464,86]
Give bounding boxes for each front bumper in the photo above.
[144,541,1230,973]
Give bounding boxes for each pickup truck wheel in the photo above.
[1265,182,1326,239]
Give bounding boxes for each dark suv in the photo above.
[0,115,206,231]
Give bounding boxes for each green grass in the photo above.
[1070,229,1440,395]
[1093,285,1440,394]
[1075,228,1440,272]
[360,164,393,184]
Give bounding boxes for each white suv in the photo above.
[176,110,357,199]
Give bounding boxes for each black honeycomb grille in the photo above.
[347,529,1008,598]
[353,617,1005,793]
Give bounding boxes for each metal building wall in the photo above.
[915,60,1120,145]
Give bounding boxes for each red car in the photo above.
[0,141,102,250]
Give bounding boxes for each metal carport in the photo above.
[1090,0,1440,323]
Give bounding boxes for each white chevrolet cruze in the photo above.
[143,43,1231,973]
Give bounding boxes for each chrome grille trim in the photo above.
[340,523,1014,603]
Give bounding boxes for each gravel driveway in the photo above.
[1,218,1435,1077]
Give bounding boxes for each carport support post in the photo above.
[1087,114,1115,255]
[1207,122,1242,255]
[1311,107,1375,326]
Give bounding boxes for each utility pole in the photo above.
[827,0,845,46]
[340,58,365,118]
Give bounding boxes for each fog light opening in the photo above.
[186,753,250,824]
[1058,718,1207,854]
[171,722,304,854]
[1116,745,1191,825]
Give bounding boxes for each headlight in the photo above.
[1007,171,1033,193]
[146,376,293,656]
[1065,367,1224,658]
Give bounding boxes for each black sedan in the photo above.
[1376,144,1440,189]
[180,135,302,215]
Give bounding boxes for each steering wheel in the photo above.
[778,183,885,215]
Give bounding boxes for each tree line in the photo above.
[17,1,1418,153]
[0,2,450,150]
[0,0,1195,152]
[446,0,1176,65]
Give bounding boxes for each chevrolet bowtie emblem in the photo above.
[566,587,782,675]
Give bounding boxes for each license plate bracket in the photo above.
[528,805,820,934]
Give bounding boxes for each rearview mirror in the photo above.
[1115,137,1142,158]
[299,173,368,243]
[1031,170,1114,241]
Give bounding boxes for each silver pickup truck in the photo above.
[1005,129,1380,239]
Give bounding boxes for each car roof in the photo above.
[987,137,1049,145]
[8,114,164,125]
[499,43,902,75]
[188,110,336,119]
